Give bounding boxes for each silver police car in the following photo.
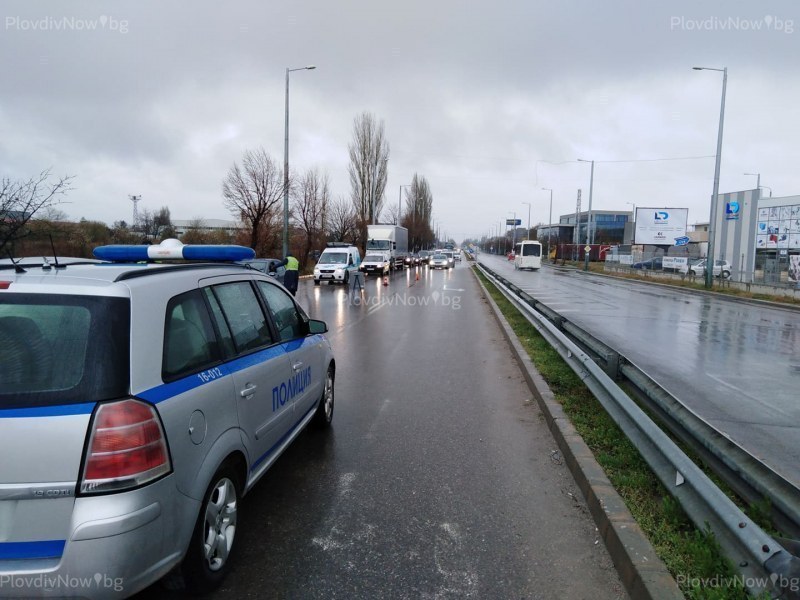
[0,241,335,598]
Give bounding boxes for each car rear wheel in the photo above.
[172,464,240,594]
[314,365,334,428]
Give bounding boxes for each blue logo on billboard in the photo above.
[674,236,690,246]
[725,201,740,221]
[654,211,669,221]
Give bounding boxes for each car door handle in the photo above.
[239,384,257,398]
[292,361,304,371]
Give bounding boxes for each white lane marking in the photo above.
[443,285,465,292]
[433,522,479,598]
[365,398,392,440]
[706,373,794,420]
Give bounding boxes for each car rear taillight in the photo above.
[80,399,171,494]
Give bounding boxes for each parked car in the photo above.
[632,257,663,270]
[238,258,286,285]
[430,253,449,269]
[0,239,335,597]
[686,259,732,278]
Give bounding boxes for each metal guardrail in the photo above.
[476,261,800,598]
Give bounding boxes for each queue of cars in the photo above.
[631,256,732,278]
[0,240,335,598]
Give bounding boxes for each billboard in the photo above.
[634,208,689,245]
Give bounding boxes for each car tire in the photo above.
[174,464,241,595]
[313,365,335,428]
[722,270,731,279]
[344,271,350,286]
[313,279,320,286]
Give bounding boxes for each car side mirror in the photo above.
[307,319,328,335]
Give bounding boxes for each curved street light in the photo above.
[542,188,553,260]
[693,66,727,289]
[283,65,316,258]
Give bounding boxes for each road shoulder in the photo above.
[472,266,682,600]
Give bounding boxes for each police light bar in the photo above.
[93,239,255,262]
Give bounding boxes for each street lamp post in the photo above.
[577,159,595,271]
[508,212,517,254]
[694,66,727,289]
[744,172,760,193]
[542,188,553,261]
[283,64,316,259]
[522,202,531,240]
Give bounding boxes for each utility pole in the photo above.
[128,195,141,229]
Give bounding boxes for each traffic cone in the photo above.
[415,271,420,281]
[383,275,389,286]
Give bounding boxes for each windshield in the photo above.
[367,240,391,250]
[0,294,130,409]
[318,252,348,264]
[432,254,446,259]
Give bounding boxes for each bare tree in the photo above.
[401,173,434,251]
[383,203,401,225]
[327,195,358,245]
[347,112,389,242]
[222,148,285,255]
[137,206,174,241]
[180,218,211,245]
[1,170,73,255]
[292,168,330,269]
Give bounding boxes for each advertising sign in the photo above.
[634,208,689,245]
[506,219,522,226]
[725,201,740,221]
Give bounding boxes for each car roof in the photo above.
[0,261,257,296]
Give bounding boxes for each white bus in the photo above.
[513,241,543,270]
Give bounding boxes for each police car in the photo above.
[0,240,335,598]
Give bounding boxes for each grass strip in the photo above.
[475,267,767,599]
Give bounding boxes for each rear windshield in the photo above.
[522,244,541,257]
[0,294,130,410]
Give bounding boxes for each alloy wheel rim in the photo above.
[203,477,237,572]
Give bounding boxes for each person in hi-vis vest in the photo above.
[278,254,300,296]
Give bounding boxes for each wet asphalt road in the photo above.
[478,253,800,488]
[136,262,625,599]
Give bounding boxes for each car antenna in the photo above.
[5,250,26,274]
[48,234,65,269]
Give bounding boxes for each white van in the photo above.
[313,244,362,285]
[513,241,543,270]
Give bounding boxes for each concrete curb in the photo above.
[472,267,683,600]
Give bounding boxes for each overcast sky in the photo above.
[2,0,798,241]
